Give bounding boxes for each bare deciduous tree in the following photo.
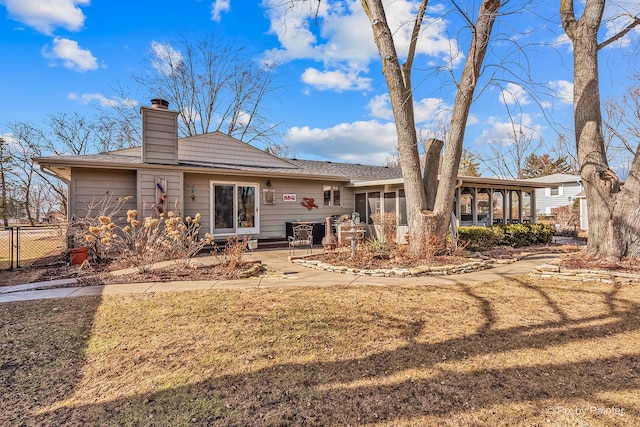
[0,137,12,226]
[362,0,502,253]
[112,33,283,148]
[6,122,40,225]
[561,0,640,260]
[480,123,544,179]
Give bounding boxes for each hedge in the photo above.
[458,223,553,251]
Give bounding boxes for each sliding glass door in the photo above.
[211,182,259,236]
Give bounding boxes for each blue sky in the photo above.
[1,0,639,172]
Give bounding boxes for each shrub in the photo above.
[73,194,213,272]
[210,236,249,277]
[457,226,504,251]
[499,223,554,247]
[458,223,553,250]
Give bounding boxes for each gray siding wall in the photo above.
[535,182,582,215]
[141,107,179,165]
[137,170,184,217]
[182,173,354,239]
[70,168,137,220]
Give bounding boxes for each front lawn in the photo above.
[1,278,638,426]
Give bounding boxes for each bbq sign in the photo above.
[283,194,297,202]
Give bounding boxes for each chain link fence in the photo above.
[1,225,68,270]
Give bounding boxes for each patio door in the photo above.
[210,182,259,236]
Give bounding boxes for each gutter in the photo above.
[39,164,70,185]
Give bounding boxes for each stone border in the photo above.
[291,256,523,278]
[290,250,561,278]
[531,264,640,283]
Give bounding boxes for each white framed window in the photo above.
[323,185,341,207]
[546,186,563,197]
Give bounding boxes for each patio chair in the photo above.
[289,224,313,255]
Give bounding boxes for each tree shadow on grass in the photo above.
[14,280,640,425]
[0,296,103,426]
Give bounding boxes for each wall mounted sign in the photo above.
[283,194,297,202]
[301,197,319,210]
[155,176,167,215]
[263,189,276,205]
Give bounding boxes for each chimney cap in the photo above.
[150,98,170,109]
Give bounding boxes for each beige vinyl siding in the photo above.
[256,178,354,239]
[141,107,179,165]
[137,170,184,217]
[70,168,137,220]
[183,173,212,233]
[182,173,353,239]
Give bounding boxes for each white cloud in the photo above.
[553,33,573,52]
[211,0,230,22]
[301,67,372,91]
[262,0,460,91]
[150,41,183,75]
[0,133,19,150]
[602,1,640,48]
[548,80,573,104]
[475,114,543,146]
[367,94,394,120]
[43,37,98,72]
[284,120,398,164]
[67,92,137,108]
[414,97,450,123]
[3,0,90,35]
[366,93,449,124]
[500,83,531,106]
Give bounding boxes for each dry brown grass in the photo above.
[1,279,639,426]
[0,231,66,268]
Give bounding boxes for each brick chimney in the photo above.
[141,98,179,165]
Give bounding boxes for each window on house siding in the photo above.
[323,185,341,206]
[355,193,367,223]
[549,186,560,196]
[367,192,381,224]
[398,189,407,226]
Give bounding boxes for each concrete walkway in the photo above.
[0,249,560,303]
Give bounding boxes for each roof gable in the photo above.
[178,132,297,169]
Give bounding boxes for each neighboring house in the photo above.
[35,99,545,245]
[522,173,583,216]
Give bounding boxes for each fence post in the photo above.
[8,227,14,271]
[15,226,20,269]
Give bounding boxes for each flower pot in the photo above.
[69,246,89,265]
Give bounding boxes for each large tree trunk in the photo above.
[562,0,640,260]
[362,0,429,254]
[362,0,501,254]
[423,0,502,244]
[423,138,443,211]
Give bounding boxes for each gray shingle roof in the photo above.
[35,145,403,181]
[285,159,402,180]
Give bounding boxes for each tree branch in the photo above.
[403,0,429,77]
[560,0,577,40]
[598,15,640,50]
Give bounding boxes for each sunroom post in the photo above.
[472,187,478,226]
[488,188,494,225]
[518,190,523,223]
